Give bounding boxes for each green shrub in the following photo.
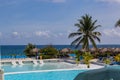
[24,43,36,57]
[39,45,58,59]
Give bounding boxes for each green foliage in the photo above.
[40,54,53,59]
[74,50,81,65]
[74,50,80,61]
[68,14,101,51]
[95,52,112,58]
[115,54,120,62]
[40,45,58,59]
[24,43,36,57]
[103,58,111,65]
[83,52,93,68]
[92,52,99,58]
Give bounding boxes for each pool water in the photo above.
[2,62,76,73]
[5,70,85,80]
[3,63,120,80]
[2,61,86,80]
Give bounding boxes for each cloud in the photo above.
[12,32,19,36]
[53,33,64,37]
[34,31,50,37]
[10,31,67,39]
[58,33,64,36]
[96,0,120,3]
[34,30,67,38]
[12,31,21,38]
[103,28,120,37]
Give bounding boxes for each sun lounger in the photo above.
[33,60,38,65]
[18,61,24,65]
[39,60,44,64]
[11,61,17,65]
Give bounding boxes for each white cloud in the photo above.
[35,31,50,37]
[34,31,67,38]
[96,0,120,3]
[103,28,120,37]
[58,33,63,36]
[12,31,22,38]
[12,32,19,36]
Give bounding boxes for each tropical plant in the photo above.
[103,58,111,65]
[68,14,101,51]
[114,54,120,62]
[24,43,36,57]
[115,19,120,27]
[83,52,93,68]
[74,50,80,66]
[39,45,58,59]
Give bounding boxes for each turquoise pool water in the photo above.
[2,61,86,80]
[2,62,76,73]
[3,61,120,80]
[5,70,85,80]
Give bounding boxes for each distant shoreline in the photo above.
[1,45,120,55]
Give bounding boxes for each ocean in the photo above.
[1,45,120,58]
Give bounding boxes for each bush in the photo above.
[24,43,36,57]
[41,55,53,59]
[39,45,58,59]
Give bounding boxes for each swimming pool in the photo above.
[5,70,85,80]
[2,62,77,73]
[2,61,86,80]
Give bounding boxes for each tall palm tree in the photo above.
[115,19,120,27]
[68,14,101,51]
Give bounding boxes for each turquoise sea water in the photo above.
[5,70,85,80]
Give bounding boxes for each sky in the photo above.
[0,0,120,45]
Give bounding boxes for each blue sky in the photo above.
[0,0,120,45]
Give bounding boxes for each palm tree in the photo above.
[115,19,120,27]
[68,14,101,51]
